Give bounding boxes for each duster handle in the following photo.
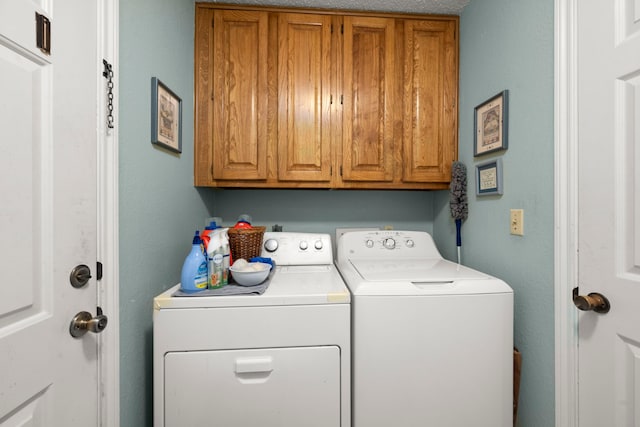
[455,218,462,247]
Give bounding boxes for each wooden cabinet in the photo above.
[277,13,333,183]
[195,9,269,184]
[341,16,396,183]
[194,5,458,189]
[402,19,457,184]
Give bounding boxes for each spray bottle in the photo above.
[207,230,224,289]
[220,228,230,286]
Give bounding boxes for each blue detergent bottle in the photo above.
[180,230,208,293]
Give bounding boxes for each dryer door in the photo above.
[164,346,340,426]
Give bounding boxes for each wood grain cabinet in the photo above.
[341,16,396,184]
[194,4,458,189]
[277,13,333,183]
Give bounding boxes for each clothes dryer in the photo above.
[154,232,350,427]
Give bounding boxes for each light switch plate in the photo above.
[510,209,524,236]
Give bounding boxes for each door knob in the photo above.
[69,307,108,338]
[572,287,610,313]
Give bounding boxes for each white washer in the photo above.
[336,230,513,427]
[154,232,351,427]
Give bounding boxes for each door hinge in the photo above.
[96,262,103,281]
[35,12,51,55]
[102,60,115,129]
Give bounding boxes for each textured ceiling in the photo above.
[205,0,471,15]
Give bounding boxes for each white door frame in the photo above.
[98,0,120,425]
[555,0,579,425]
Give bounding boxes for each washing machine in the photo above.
[153,232,351,427]
[336,230,513,427]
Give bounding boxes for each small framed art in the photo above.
[476,158,503,196]
[474,90,508,157]
[151,77,182,153]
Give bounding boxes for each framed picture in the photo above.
[476,158,503,196]
[474,90,508,157]
[151,77,182,153]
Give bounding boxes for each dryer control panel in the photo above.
[261,232,333,266]
[337,230,443,261]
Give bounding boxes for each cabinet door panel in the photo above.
[277,13,332,182]
[342,16,395,182]
[403,19,457,183]
[213,10,268,180]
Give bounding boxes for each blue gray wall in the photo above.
[119,1,555,426]
[433,1,555,426]
[119,1,212,426]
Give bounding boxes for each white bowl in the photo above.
[229,262,271,286]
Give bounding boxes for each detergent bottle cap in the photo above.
[234,214,253,229]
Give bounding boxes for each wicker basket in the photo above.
[227,226,266,261]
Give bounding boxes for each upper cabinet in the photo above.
[341,16,396,183]
[195,9,268,184]
[402,19,458,184]
[277,13,333,183]
[194,4,458,189]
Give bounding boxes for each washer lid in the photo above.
[340,258,513,296]
[350,258,490,282]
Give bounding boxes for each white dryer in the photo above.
[154,232,350,427]
[336,230,513,427]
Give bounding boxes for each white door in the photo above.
[0,0,102,425]
[577,0,640,425]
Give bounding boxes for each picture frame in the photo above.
[476,158,503,196]
[151,77,182,153]
[474,90,508,157]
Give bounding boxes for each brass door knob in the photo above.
[572,287,610,313]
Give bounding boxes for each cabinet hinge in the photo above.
[341,24,344,34]
[96,261,103,281]
[330,165,333,176]
[211,18,215,28]
[340,95,343,105]
[331,24,333,34]
[340,166,343,176]
[330,94,333,105]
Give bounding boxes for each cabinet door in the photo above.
[402,19,458,183]
[212,10,269,180]
[277,13,333,182]
[342,16,395,182]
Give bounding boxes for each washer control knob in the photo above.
[314,240,323,250]
[365,239,374,248]
[383,238,396,249]
[299,240,309,251]
[406,239,415,248]
[264,238,278,253]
